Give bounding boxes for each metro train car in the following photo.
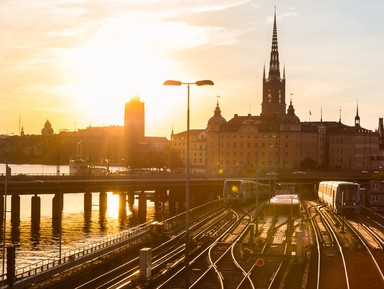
[269,194,300,215]
[318,181,360,214]
[223,179,256,205]
[223,179,269,205]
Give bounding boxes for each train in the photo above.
[269,194,301,215]
[318,181,360,214]
[223,179,269,205]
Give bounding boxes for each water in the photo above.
[0,164,157,272]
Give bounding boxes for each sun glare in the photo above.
[106,192,132,219]
[54,14,217,131]
[59,21,174,126]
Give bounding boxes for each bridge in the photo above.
[0,171,373,288]
[0,171,371,225]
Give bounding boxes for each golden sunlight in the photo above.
[106,192,119,219]
[59,21,174,126]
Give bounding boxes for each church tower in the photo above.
[261,9,286,117]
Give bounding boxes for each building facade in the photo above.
[171,11,381,177]
[124,97,145,167]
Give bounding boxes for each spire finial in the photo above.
[321,107,323,122]
[263,64,266,79]
[216,95,221,106]
[355,99,360,127]
[268,6,280,80]
[339,106,342,123]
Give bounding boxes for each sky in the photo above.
[1,0,384,137]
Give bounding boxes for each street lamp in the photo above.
[163,79,214,287]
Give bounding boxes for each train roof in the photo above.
[270,194,300,205]
[319,181,359,186]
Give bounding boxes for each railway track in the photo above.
[159,209,252,288]
[161,203,305,289]
[307,201,384,289]
[67,208,234,289]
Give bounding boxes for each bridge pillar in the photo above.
[31,194,41,229]
[52,193,63,220]
[11,194,20,224]
[84,191,92,214]
[138,192,147,222]
[52,193,63,235]
[99,191,107,214]
[127,190,135,207]
[119,192,127,216]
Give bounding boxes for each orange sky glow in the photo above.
[1,0,384,137]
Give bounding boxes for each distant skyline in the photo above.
[1,0,384,137]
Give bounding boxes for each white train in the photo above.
[318,181,360,214]
[223,179,268,205]
[269,194,300,215]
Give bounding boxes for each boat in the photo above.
[69,158,89,176]
[69,140,89,176]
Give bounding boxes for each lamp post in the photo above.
[163,79,214,288]
[56,181,63,263]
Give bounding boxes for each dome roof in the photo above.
[282,100,300,124]
[41,120,54,135]
[207,102,226,127]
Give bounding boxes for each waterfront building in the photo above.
[171,10,380,177]
[171,129,207,174]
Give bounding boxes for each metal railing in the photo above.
[1,222,151,284]
[0,199,223,287]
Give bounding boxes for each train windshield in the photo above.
[338,184,359,203]
[224,181,241,197]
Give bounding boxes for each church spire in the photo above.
[268,7,281,81]
[263,64,266,80]
[261,7,286,117]
[355,100,360,127]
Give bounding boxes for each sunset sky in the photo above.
[1,0,384,137]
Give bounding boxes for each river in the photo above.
[0,164,158,273]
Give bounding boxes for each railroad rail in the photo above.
[306,201,384,289]
[1,200,222,289]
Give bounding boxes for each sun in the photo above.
[58,21,173,127]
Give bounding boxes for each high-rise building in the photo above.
[124,97,145,167]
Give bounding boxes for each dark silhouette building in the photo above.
[41,120,54,136]
[124,97,145,167]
